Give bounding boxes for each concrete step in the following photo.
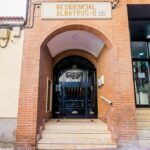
[137,109,150,149]
[38,138,116,145]
[137,121,150,129]
[44,125,108,132]
[41,133,112,139]
[138,139,150,148]
[38,143,117,150]
[37,119,116,150]
[46,119,105,124]
[48,119,102,123]
[45,121,106,126]
[42,128,110,134]
[45,123,107,127]
[136,109,150,115]
[138,129,150,139]
[136,115,150,121]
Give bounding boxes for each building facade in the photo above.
[0,0,150,149]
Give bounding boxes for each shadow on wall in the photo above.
[0,119,16,148]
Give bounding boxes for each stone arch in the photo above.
[40,24,113,51]
[53,49,97,68]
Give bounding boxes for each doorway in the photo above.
[52,56,97,118]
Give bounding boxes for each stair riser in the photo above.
[38,144,117,150]
[41,133,111,139]
[137,116,150,120]
[48,119,102,122]
[46,122,106,125]
[43,129,109,134]
[137,122,150,127]
[38,138,115,144]
[139,140,150,148]
[136,110,150,115]
[138,130,150,139]
[45,126,107,130]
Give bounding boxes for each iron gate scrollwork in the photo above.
[52,56,97,118]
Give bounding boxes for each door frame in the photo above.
[46,77,53,113]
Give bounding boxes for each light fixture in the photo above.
[139,52,144,56]
[73,34,79,40]
[146,34,150,39]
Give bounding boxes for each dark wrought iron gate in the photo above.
[52,56,97,118]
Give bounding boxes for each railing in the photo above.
[101,96,113,105]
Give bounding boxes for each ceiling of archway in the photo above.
[47,30,105,57]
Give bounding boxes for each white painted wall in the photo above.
[0,30,24,118]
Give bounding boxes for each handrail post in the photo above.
[101,96,113,105]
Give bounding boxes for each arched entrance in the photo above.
[16,23,115,148]
[52,56,97,118]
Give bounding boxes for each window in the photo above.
[131,42,149,59]
[133,61,150,105]
[131,42,150,107]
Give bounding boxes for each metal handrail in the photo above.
[101,96,113,105]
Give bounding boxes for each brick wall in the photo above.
[16,0,150,149]
[37,45,53,136]
[53,49,97,67]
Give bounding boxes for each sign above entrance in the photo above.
[41,2,112,19]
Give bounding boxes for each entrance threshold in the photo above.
[49,119,100,123]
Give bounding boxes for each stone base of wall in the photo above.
[15,145,36,150]
[0,118,17,148]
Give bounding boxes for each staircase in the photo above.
[136,109,150,148]
[37,119,117,150]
